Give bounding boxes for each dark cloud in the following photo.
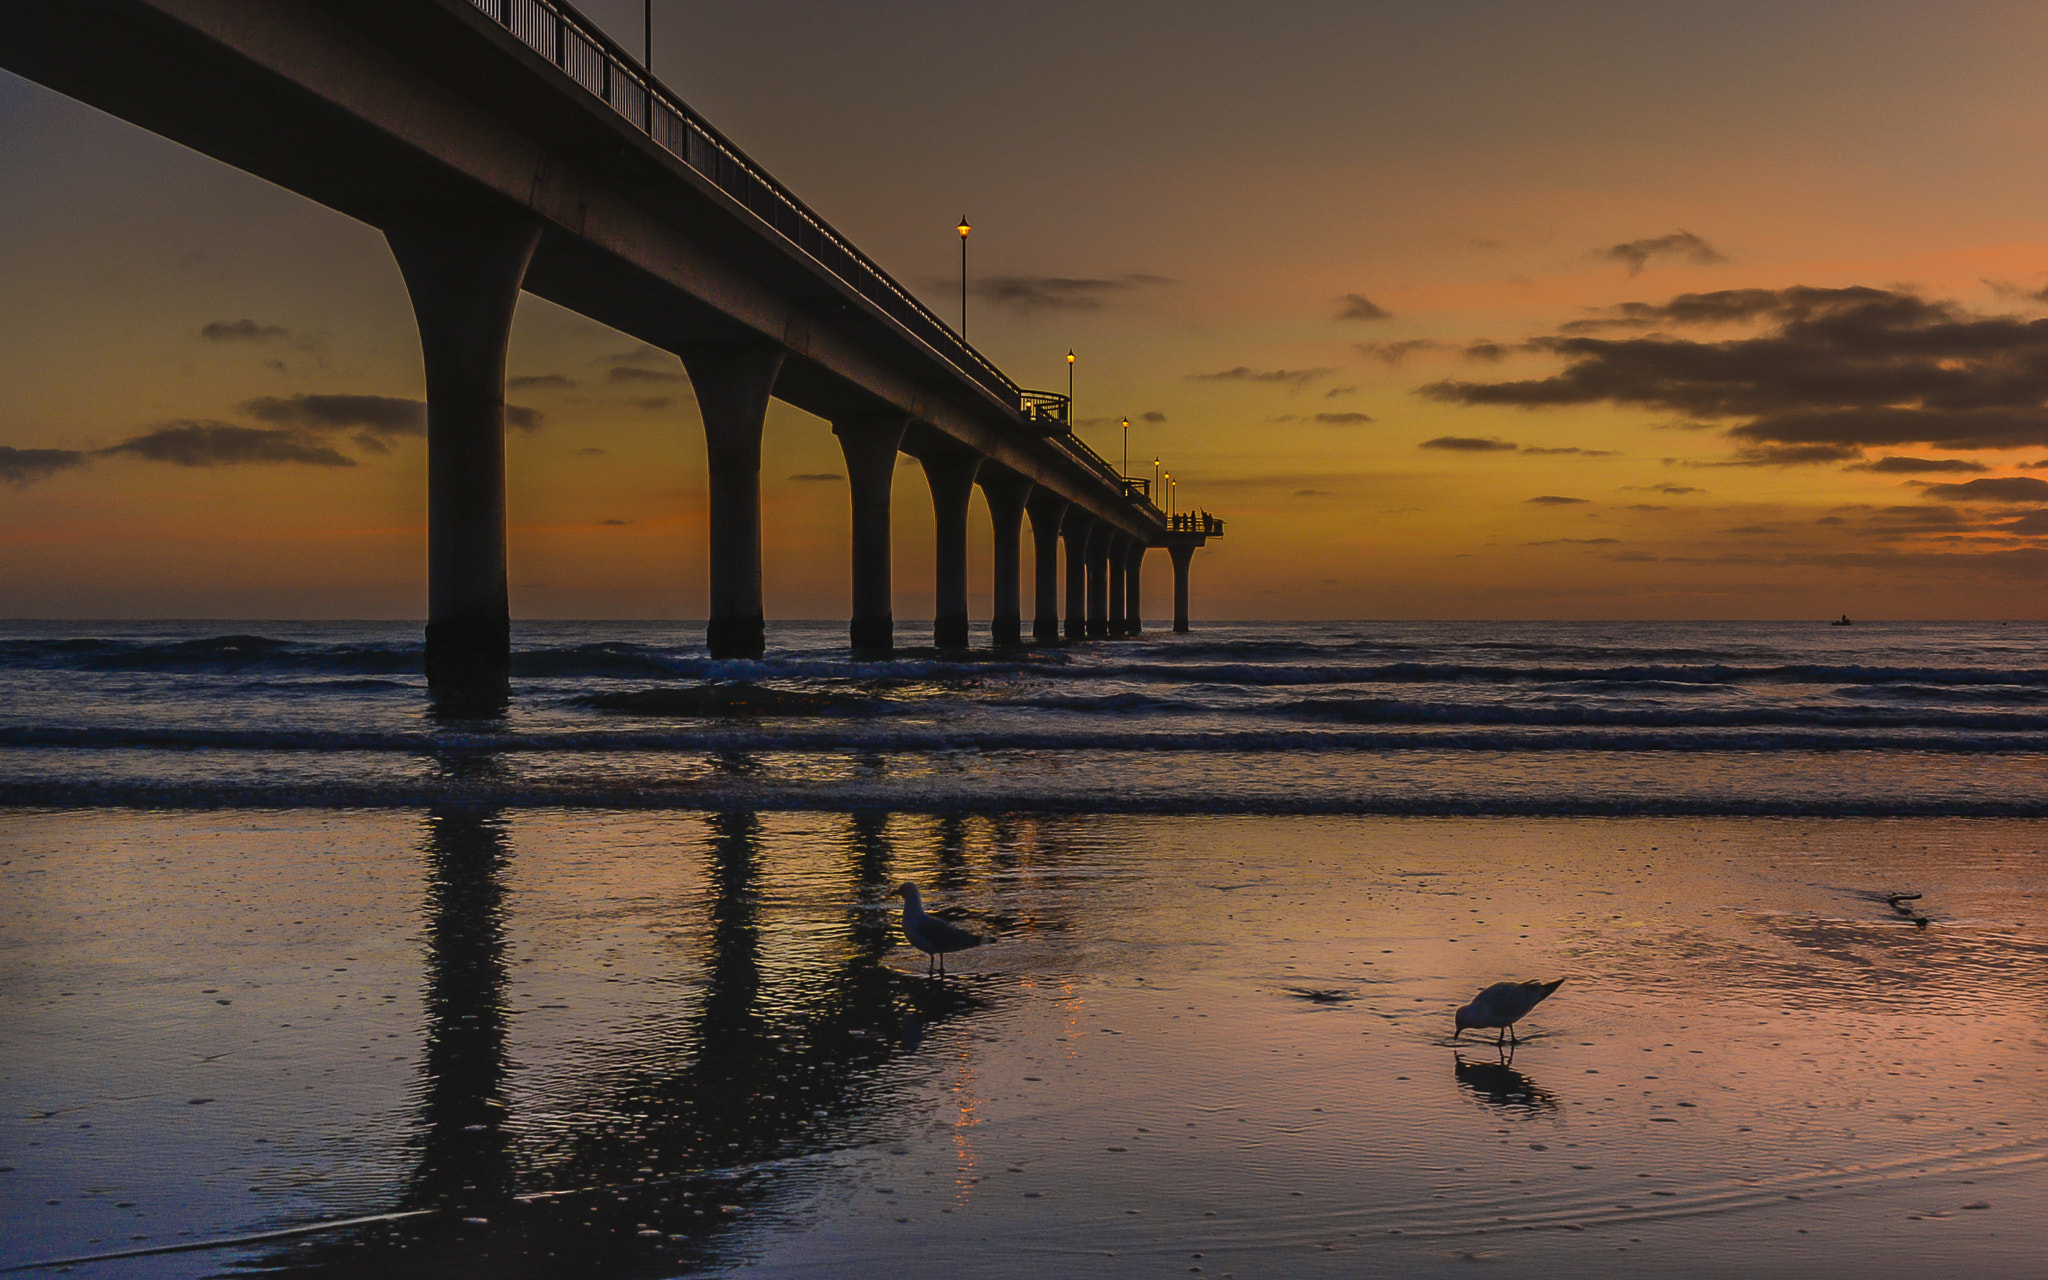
[1314,412,1375,425]
[1189,366,1333,386]
[1357,339,1448,366]
[1625,503,1670,511]
[1141,411,1168,424]
[1294,488,1335,497]
[599,518,633,526]
[1420,435,1516,452]
[627,396,675,412]
[1521,445,1617,456]
[1982,279,2048,304]
[200,319,290,342]
[1634,482,1705,495]
[1847,456,1988,474]
[1915,476,2048,503]
[609,366,684,384]
[0,445,89,487]
[508,373,576,390]
[503,405,544,432]
[1597,230,1727,277]
[100,421,354,468]
[788,472,843,482]
[1335,293,1391,322]
[1324,386,1357,398]
[970,273,1172,313]
[1463,341,1511,363]
[1525,537,1620,546]
[1526,494,1589,505]
[1421,285,2048,460]
[242,393,425,436]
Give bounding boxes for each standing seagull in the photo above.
[894,882,984,975]
[1454,979,1565,1046]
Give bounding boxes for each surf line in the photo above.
[0,1208,438,1273]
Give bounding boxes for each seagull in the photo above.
[1454,978,1564,1046]
[894,882,984,975]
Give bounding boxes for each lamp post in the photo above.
[957,216,971,339]
[1165,472,1173,519]
[1121,417,1130,484]
[1066,350,1075,428]
[644,0,651,68]
[1153,456,1161,505]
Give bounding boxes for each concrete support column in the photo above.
[1085,524,1112,639]
[979,470,1033,647]
[1106,534,1127,637]
[832,413,908,653]
[678,343,786,660]
[1169,543,1197,634]
[1026,492,1069,643]
[1124,543,1146,636]
[385,211,541,699]
[921,451,982,649]
[1061,510,1094,641]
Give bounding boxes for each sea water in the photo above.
[3,621,2045,1276]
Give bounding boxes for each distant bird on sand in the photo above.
[895,882,984,975]
[1454,979,1565,1046]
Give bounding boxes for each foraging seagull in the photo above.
[894,882,983,975]
[1454,979,1564,1046]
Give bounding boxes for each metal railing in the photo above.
[1167,511,1225,536]
[1017,389,1070,434]
[468,0,1019,407]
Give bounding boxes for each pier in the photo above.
[1,0,1225,693]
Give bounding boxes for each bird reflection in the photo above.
[1454,1052,1560,1114]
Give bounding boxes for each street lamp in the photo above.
[1165,472,1173,518]
[1121,417,1130,482]
[957,216,971,339]
[1066,350,1075,427]
[1153,456,1161,505]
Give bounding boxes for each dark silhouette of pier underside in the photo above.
[1,0,1222,693]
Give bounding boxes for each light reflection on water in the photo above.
[1,810,2045,1277]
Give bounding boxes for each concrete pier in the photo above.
[921,452,982,649]
[385,211,541,697]
[1026,493,1069,643]
[979,470,1032,647]
[1107,534,1127,638]
[1062,511,1093,641]
[1169,542,1196,634]
[1124,543,1145,635]
[832,414,908,653]
[1085,524,1112,640]
[679,344,786,660]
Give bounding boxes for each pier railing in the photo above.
[1018,389,1071,434]
[468,0,1020,409]
[1167,512,1224,536]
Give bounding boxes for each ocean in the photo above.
[3,620,2045,1277]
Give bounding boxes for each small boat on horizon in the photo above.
[1831,614,1852,626]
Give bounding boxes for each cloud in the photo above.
[969,273,1171,313]
[99,420,355,468]
[1525,537,1620,546]
[0,445,88,487]
[627,396,674,412]
[1357,339,1448,366]
[242,393,425,436]
[508,373,576,390]
[1526,494,1589,505]
[788,472,844,482]
[1463,341,1511,363]
[1521,445,1617,456]
[1324,386,1357,398]
[1335,293,1391,322]
[1634,482,1705,495]
[1596,230,1727,276]
[1294,488,1336,497]
[1420,435,1516,451]
[1314,412,1375,425]
[200,319,289,342]
[1915,476,2048,503]
[1847,456,1988,474]
[200,319,321,349]
[608,366,684,384]
[1141,411,1168,424]
[1983,278,2048,304]
[1189,366,1333,386]
[1420,285,2048,460]
[599,518,633,526]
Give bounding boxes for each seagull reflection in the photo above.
[1454,1052,1560,1114]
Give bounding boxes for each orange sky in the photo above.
[8,0,2048,620]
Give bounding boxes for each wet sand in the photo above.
[3,810,2044,1277]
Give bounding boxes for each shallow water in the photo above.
[4,809,2044,1277]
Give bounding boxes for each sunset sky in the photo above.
[8,0,2048,620]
